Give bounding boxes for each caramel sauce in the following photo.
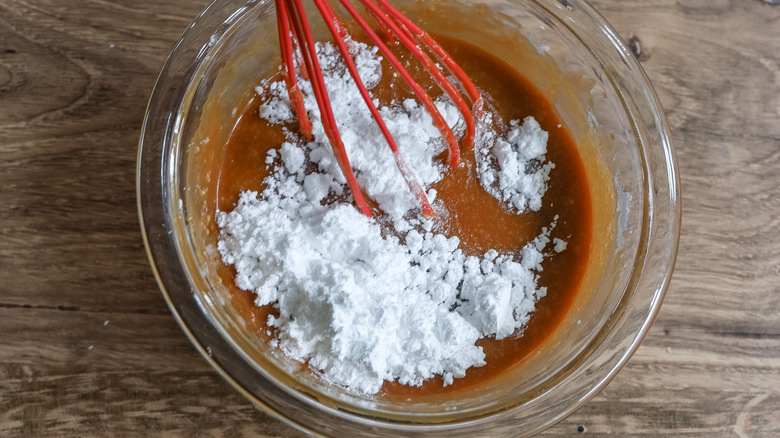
[210,35,591,400]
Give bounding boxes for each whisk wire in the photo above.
[275,0,483,218]
[282,0,373,217]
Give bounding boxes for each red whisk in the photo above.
[275,0,483,218]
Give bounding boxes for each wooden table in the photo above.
[1,0,778,436]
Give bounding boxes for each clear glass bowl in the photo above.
[137,0,680,436]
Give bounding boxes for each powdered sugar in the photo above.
[216,40,560,394]
[219,191,488,393]
[258,40,457,221]
[477,117,555,213]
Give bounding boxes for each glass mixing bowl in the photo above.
[137,0,680,436]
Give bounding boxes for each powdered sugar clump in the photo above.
[219,189,487,393]
[477,117,554,213]
[217,41,559,394]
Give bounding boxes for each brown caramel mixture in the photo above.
[212,35,591,399]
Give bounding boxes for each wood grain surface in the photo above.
[1,0,779,436]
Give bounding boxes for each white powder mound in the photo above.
[258,41,458,221]
[477,117,555,213]
[217,177,552,394]
[217,41,560,394]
